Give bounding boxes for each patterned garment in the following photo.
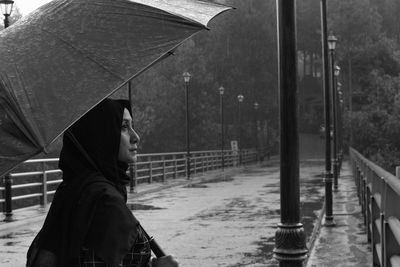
[79,227,151,267]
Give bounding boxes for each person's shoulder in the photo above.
[80,173,124,202]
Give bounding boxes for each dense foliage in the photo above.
[327,0,400,172]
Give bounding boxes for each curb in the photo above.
[304,198,326,266]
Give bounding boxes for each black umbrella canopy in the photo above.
[0,0,231,176]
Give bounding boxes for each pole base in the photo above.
[323,216,336,227]
[3,213,14,222]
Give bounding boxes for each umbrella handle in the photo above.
[138,224,166,257]
[148,236,166,258]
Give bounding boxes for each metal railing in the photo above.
[1,148,261,218]
[350,148,400,267]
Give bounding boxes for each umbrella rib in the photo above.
[42,28,125,81]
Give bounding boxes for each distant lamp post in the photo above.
[0,0,13,28]
[328,33,339,191]
[254,102,259,161]
[219,86,225,171]
[337,83,344,171]
[237,94,244,165]
[183,71,191,179]
[334,66,341,180]
[321,0,336,227]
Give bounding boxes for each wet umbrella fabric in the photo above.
[0,0,230,176]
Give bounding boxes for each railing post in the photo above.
[173,155,177,179]
[129,163,136,193]
[162,156,166,183]
[202,154,205,175]
[194,156,197,176]
[3,174,13,222]
[206,153,209,171]
[149,156,153,183]
[396,166,400,178]
[40,162,48,209]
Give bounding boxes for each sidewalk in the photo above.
[0,166,241,235]
[306,161,372,266]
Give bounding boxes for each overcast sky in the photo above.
[16,0,52,15]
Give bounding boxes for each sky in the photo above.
[15,0,52,16]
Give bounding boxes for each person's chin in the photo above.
[129,155,137,163]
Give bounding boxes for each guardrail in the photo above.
[1,148,262,220]
[350,148,400,267]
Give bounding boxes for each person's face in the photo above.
[118,108,140,163]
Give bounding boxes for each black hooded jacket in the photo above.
[27,99,139,266]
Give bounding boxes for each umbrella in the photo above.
[0,0,231,177]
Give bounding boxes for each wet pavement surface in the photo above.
[127,160,325,267]
[306,161,372,267]
[0,159,327,267]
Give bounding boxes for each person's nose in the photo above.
[130,128,140,144]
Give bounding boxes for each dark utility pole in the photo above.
[1,0,13,222]
[320,0,335,226]
[219,86,225,171]
[237,94,244,165]
[273,0,308,265]
[183,72,191,179]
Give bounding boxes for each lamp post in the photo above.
[328,34,338,191]
[320,0,335,226]
[337,83,343,171]
[0,0,13,28]
[333,65,340,187]
[237,94,244,165]
[1,1,14,222]
[183,72,191,180]
[273,0,308,264]
[254,102,259,161]
[219,86,225,171]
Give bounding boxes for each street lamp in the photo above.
[273,0,308,263]
[219,86,225,171]
[237,94,244,165]
[1,0,14,222]
[328,34,339,191]
[337,82,343,171]
[254,102,259,161]
[321,0,335,226]
[334,66,341,182]
[183,71,191,179]
[0,0,13,28]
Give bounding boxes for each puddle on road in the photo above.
[126,203,164,210]
[227,236,277,267]
[200,176,234,184]
[4,241,19,246]
[0,229,36,240]
[183,183,208,188]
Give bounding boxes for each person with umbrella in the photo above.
[26,99,178,267]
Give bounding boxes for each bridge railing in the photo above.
[1,148,263,217]
[350,148,400,267]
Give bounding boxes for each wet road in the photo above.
[0,159,326,267]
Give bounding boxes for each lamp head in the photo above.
[334,65,340,76]
[182,72,191,83]
[219,86,224,95]
[254,102,259,110]
[237,94,244,102]
[327,33,338,51]
[0,0,13,17]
